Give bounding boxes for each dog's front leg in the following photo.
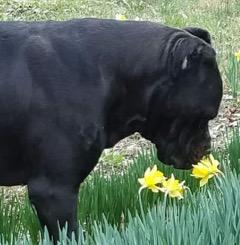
[28,176,79,243]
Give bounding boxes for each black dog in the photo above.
[0,19,222,241]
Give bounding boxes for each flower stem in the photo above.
[138,193,145,219]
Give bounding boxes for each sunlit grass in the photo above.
[225,52,240,99]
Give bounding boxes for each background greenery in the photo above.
[0,0,239,244]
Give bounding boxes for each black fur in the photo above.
[184,27,212,44]
[0,19,222,241]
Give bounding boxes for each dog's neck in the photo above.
[104,86,148,147]
[101,35,172,148]
[103,73,170,148]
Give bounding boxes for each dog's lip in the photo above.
[170,156,193,169]
[156,146,209,170]
[174,163,193,170]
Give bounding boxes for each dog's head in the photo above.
[144,27,222,169]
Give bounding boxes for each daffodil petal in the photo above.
[144,167,151,177]
[152,165,157,172]
[192,167,209,178]
[158,187,165,193]
[138,178,145,185]
[159,174,186,199]
[169,191,182,198]
[200,176,209,187]
[217,169,224,176]
[149,186,160,193]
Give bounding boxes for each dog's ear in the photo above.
[171,38,208,77]
[183,27,211,45]
[172,39,216,78]
[180,45,203,71]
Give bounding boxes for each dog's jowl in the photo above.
[0,19,222,241]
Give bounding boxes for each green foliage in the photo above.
[0,193,40,244]
[225,52,240,99]
[78,146,204,233]
[1,168,239,245]
[225,126,240,174]
[90,171,240,245]
[100,150,125,166]
[0,127,239,244]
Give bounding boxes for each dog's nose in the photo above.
[169,156,192,170]
[201,142,209,150]
[202,141,211,152]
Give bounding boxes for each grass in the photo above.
[90,171,240,245]
[225,125,240,173]
[0,0,239,244]
[225,52,240,99]
[0,130,239,244]
[0,127,239,244]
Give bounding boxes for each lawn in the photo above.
[0,0,240,244]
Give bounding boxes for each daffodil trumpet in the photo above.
[191,154,224,187]
[138,166,187,199]
[138,165,165,194]
[159,174,186,199]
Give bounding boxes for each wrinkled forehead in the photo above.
[171,58,222,118]
[151,115,210,138]
[166,88,222,120]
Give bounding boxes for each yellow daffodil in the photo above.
[159,174,186,199]
[191,154,223,187]
[115,14,127,21]
[138,165,165,193]
[235,50,240,62]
